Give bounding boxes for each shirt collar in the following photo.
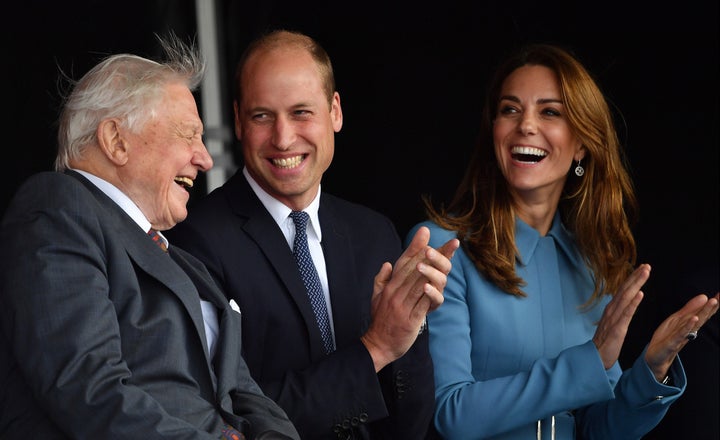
[242,167,322,241]
[72,168,152,233]
[71,169,168,248]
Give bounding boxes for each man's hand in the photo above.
[361,226,459,371]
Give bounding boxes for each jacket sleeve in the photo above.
[575,347,685,439]
[369,328,436,439]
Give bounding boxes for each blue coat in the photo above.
[407,215,685,439]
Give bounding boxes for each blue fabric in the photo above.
[406,213,685,440]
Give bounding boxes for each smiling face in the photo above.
[120,82,213,230]
[234,46,342,211]
[493,64,584,208]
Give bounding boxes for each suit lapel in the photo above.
[169,247,236,398]
[226,173,332,357]
[66,170,212,362]
[131,245,213,356]
[169,247,228,307]
[318,201,364,345]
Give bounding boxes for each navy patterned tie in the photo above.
[289,211,335,354]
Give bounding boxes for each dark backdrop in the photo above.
[4,1,718,439]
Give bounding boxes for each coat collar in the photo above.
[515,211,586,272]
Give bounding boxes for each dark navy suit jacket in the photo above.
[167,171,435,439]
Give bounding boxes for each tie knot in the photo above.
[289,211,310,232]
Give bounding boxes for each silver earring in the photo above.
[574,159,585,177]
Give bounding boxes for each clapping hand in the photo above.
[361,226,459,371]
[592,264,651,369]
[644,291,719,381]
[591,263,720,382]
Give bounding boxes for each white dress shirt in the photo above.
[242,167,336,341]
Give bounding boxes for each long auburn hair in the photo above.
[425,43,637,306]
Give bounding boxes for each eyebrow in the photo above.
[175,121,204,135]
[499,95,563,105]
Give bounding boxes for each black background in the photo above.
[3,1,718,438]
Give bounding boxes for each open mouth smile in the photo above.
[174,176,194,189]
[511,146,547,163]
[271,155,305,169]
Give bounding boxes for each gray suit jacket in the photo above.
[0,170,299,439]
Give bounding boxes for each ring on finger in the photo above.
[686,330,698,341]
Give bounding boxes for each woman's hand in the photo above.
[644,291,719,381]
[592,264,651,369]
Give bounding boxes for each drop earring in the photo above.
[574,159,585,177]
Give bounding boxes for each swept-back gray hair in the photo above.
[55,33,205,171]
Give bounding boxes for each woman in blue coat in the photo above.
[407,43,719,439]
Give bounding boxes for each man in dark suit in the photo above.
[0,34,299,440]
[166,30,459,439]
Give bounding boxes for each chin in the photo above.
[170,208,188,226]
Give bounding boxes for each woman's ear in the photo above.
[574,146,587,162]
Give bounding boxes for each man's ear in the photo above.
[97,118,129,166]
[331,91,343,132]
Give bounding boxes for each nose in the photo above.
[518,112,537,136]
[193,140,214,171]
[271,116,296,151]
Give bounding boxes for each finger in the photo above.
[400,226,431,263]
[387,248,444,295]
[436,237,460,260]
[418,259,448,291]
[605,264,651,316]
[420,282,444,312]
[406,283,442,323]
[596,288,644,342]
[394,240,455,292]
[394,241,455,297]
[401,254,451,299]
[619,264,651,299]
[615,289,644,330]
[372,262,393,298]
[400,281,446,324]
[399,271,436,310]
[423,247,453,276]
[392,244,431,281]
[695,292,720,327]
[677,293,720,338]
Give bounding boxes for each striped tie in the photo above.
[147,229,168,252]
[221,423,246,440]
